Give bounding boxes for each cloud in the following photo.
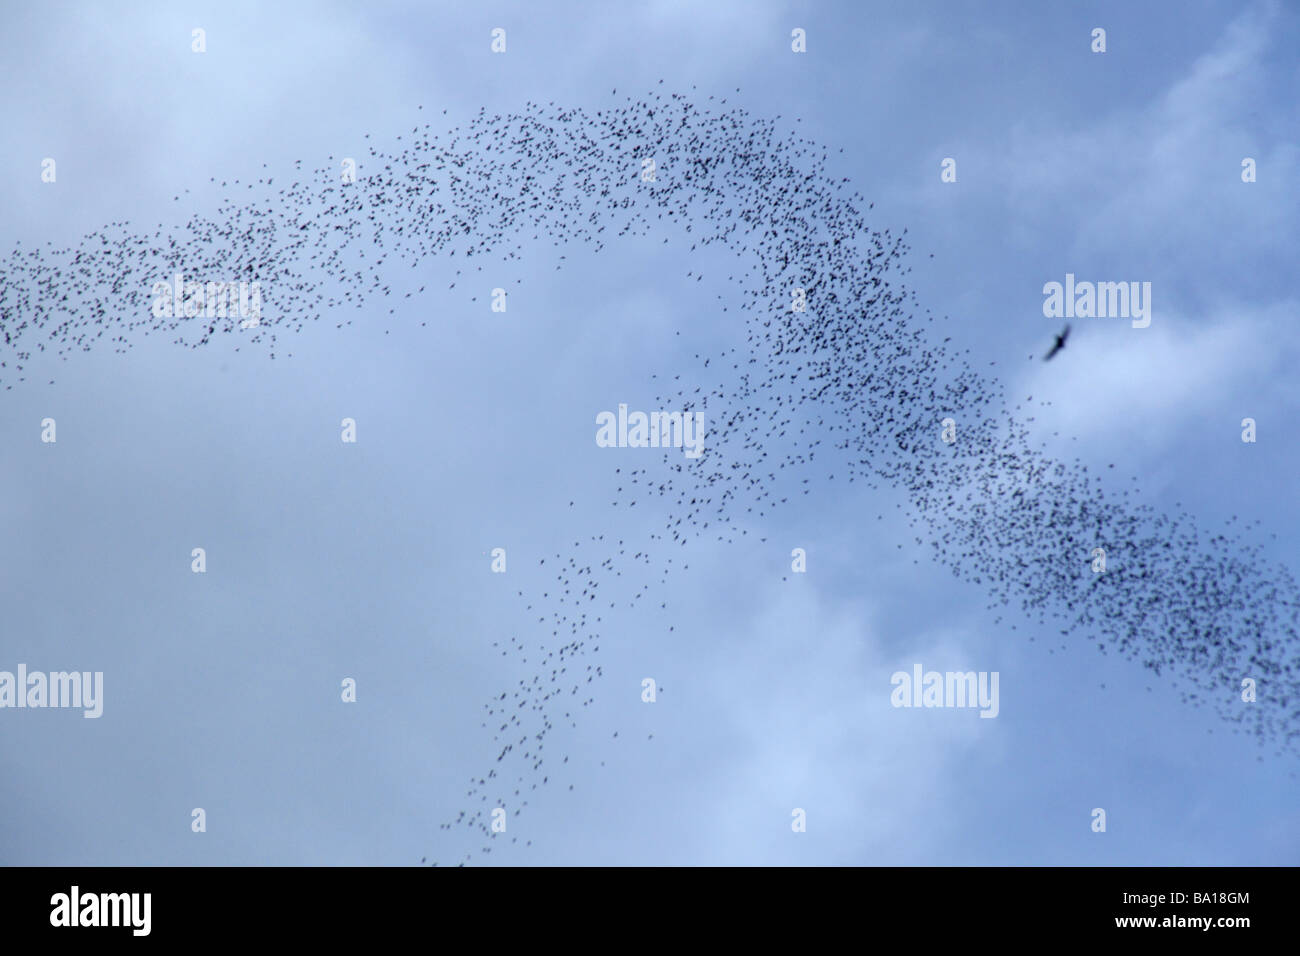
[990,1,1297,273]
[1015,300,1297,453]
[689,569,1001,863]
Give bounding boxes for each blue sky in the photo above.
[1,1,1297,865]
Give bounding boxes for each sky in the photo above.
[1,0,1298,865]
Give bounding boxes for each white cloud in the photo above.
[691,572,1003,863]
[1015,301,1296,452]
[992,1,1296,266]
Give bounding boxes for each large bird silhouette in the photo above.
[1043,324,1071,361]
